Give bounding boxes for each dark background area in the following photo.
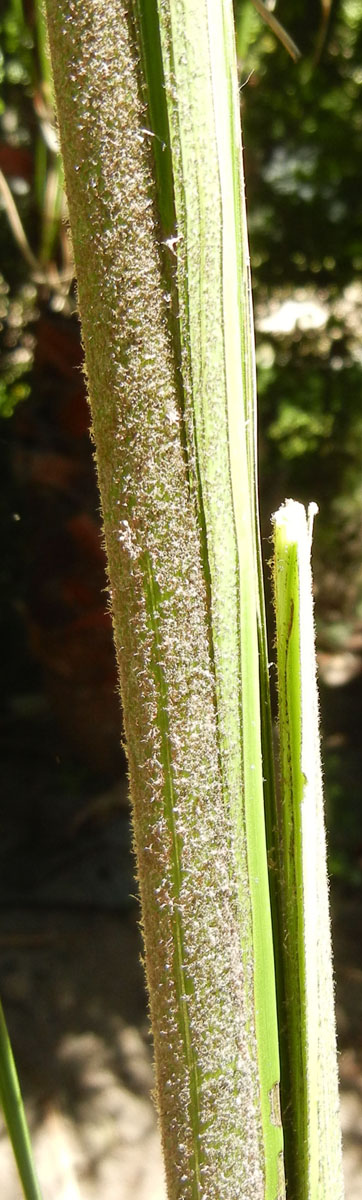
[0,1,361,1195]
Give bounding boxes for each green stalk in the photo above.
[155,2,283,1191]
[272,500,343,1199]
[44,1,284,1196]
[0,1000,42,1200]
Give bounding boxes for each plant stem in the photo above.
[156,2,284,1191]
[272,500,344,1199]
[0,999,42,1200]
[44,1,284,1195]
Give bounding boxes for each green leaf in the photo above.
[0,1000,42,1200]
[272,500,343,1199]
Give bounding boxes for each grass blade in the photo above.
[0,999,42,1200]
[272,499,344,1199]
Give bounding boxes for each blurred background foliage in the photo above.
[0,0,70,417]
[1,0,362,885]
[235,0,362,621]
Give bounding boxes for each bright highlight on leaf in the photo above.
[272,499,344,1199]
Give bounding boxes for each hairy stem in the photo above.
[44,2,284,1196]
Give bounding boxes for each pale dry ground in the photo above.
[0,909,166,1200]
[0,895,360,1200]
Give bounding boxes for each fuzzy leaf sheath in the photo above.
[44,3,283,1197]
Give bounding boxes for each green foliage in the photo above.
[233,0,362,635]
[0,274,34,417]
[0,0,68,420]
[0,375,30,417]
[272,502,343,1198]
[0,999,42,1200]
[0,2,35,414]
[0,0,33,104]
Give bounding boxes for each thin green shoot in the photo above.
[0,999,43,1200]
[272,499,343,1199]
